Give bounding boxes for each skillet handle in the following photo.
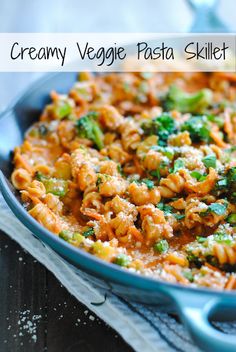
[171,290,236,352]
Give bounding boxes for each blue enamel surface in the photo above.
[0,72,236,352]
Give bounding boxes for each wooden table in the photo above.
[0,230,133,352]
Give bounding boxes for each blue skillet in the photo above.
[0,72,236,352]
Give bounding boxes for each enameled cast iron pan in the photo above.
[1,72,236,352]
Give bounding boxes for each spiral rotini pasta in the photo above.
[159,172,186,198]
[212,243,236,265]
[11,71,236,290]
[29,203,62,233]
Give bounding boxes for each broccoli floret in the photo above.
[214,167,236,203]
[76,112,104,150]
[163,85,213,114]
[226,167,236,203]
[181,115,211,143]
[186,230,236,271]
[141,113,176,146]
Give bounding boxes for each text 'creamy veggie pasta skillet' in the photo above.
[11,72,236,290]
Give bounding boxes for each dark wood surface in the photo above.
[0,230,133,352]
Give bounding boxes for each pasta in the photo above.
[11,71,236,290]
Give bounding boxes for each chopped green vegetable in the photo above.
[157,202,184,220]
[123,82,131,93]
[227,167,236,183]
[149,160,170,181]
[35,171,45,181]
[227,213,236,225]
[183,271,194,282]
[83,227,95,237]
[150,146,175,160]
[207,203,228,216]
[53,100,72,119]
[175,214,185,220]
[153,239,169,253]
[190,171,207,181]
[92,241,115,260]
[202,154,216,169]
[141,113,176,146]
[132,178,154,189]
[225,168,236,203]
[44,178,68,197]
[59,230,84,247]
[181,115,211,143]
[114,253,131,267]
[71,232,85,246]
[59,230,73,241]
[225,146,236,153]
[190,171,202,180]
[36,172,68,197]
[142,179,154,189]
[213,233,233,245]
[149,169,160,180]
[157,202,173,215]
[163,85,212,114]
[216,178,227,188]
[196,236,207,243]
[172,159,185,173]
[96,175,103,189]
[76,112,104,150]
[187,253,202,267]
[207,114,224,128]
[117,164,123,175]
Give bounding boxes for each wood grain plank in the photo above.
[0,231,47,352]
[46,273,133,352]
[0,231,133,352]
